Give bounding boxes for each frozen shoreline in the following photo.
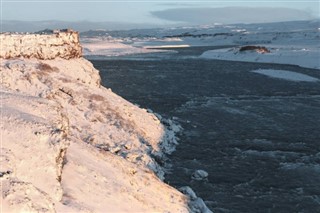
[81,37,169,57]
[81,20,319,70]
[200,46,320,70]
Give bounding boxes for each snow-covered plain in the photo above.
[81,37,168,57]
[200,46,320,70]
[82,20,320,69]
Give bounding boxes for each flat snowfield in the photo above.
[82,38,168,56]
[82,20,320,70]
[200,47,320,70]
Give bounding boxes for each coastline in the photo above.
[0,32,194,212]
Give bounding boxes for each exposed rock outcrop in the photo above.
[239,45,270,53]
[0,30,82,59]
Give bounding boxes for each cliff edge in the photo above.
[0,31,190,212]
[0,30,82,60]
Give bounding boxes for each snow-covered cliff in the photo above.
[0,31,82,59]
[0,32,190,212]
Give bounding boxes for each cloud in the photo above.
[151,7,315,24]
[157,3,201,7]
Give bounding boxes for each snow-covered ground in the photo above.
[200,46,320,70]
[81,37,168,57]
[0,57,210,212]
[82,20,320,69]
[0,31,215,212]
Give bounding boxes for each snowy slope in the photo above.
[0,58,191,212]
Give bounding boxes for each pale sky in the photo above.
[2,0,320,25]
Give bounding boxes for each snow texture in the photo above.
[82,37,167,57]
[0,33,192,212]
[179,187,213,213]
[83,20,319,69]
[200,47,320,70]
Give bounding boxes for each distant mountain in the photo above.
[80,20,320,39]
[3,19,319,35]
[151,7,316,24]
[1,20,172,33]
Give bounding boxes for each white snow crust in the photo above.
[82,38,167,57]
[200,47,320,70]
[0,57,190,212]
[83,20,319,69]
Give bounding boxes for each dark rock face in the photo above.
[239,45,270,53]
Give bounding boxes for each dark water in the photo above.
[89,51,320,212]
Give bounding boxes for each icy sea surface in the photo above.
[89,48,320,212]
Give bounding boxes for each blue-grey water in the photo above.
[89,49,320,212]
